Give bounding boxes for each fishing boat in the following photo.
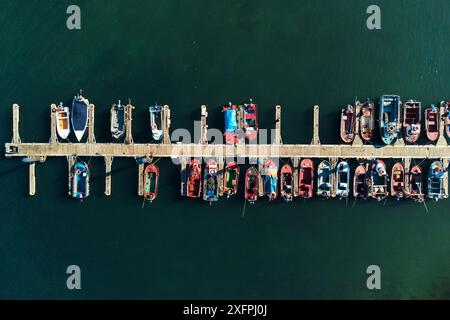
[317,160,332,198]
[358,99,375,142]
[427,161,447,201]
[442,101,450,139]
[110,100,125,140]
[424,104,440,142]
[299,159,314,198]
[280,164,293,202]
[369,159,388,201]
[223,161,239,198]
[353,164,367,199]
[409,165,424,203]
[186,159,202,198]
[143,163,159,202]
[55,103,70,139]
[243,99,258,141]
[335,161,350,199]
[71,92,89,142]
[263,160,278,201]
[223,103,238,145]
[340,105,355,143]
[149,104,163,141]
[245,167,259,204]
[402,100,421,143]
[70,161,89,200]
[203,159,219,204]
[379,95,401,145]
[391,162,406,200]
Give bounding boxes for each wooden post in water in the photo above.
[104,156,113,196]
[200,105,208,145]
[12,104,21,144]
[163,105,171,145]
[29,160,36,196]
[274,105,282,145]
[138,162,144,196]
[312,105,320,145]
[125,104,134,144]
[50,104,58,144]
[437,104,448,146]
[88,104,96,143]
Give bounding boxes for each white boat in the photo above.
[110,100,125,140]
[317,160,332,198]
[55,103,70,139]
[150,105,163,141]
[71,92,89,142]
[335,161,350,199]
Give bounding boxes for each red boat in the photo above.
[409,165,424,203]
[402,100,421,143]
[243,99,258,141]
[299,159,314,198]
[224,161,239,198]
[425,105,440,142]
[223,103,238,145]
[245,166,259,204]
[358,100,375,142]
[187,159,202,198]
[340,105,355,143]
[442,100,450,139]
[143,163,159,202]
[353,164,366,199]
[280,164,293,202]
[391,162,405,200]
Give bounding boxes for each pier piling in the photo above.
[312,105,320,145]
[274,105,282,145]
[163,105,171,144]
[200,105,208,145]
[88,104,96,143]
[104,156,113,196]
[50,104,58,143]
[125,104,134,144]
[437,104,448,146]
[12,104,21,144]
[138,162,144,196]
[29,161,36,196]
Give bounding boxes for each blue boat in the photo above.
[71,92,89,141]
[223,103,238,144]
[379,95,401,145]
[427,161,447,201]
[71,161,90,200]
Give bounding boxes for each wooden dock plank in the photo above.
[50,104,58,144]
[12,104,21,144]
[29,162,36,196]
[274,105,282,145]
[88,104,95,143]
[138,163,144,196]
[104,156,113,196]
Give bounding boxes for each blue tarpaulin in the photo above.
[225,109,237,132]
[264,176,277,193]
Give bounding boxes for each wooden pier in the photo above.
[4,103,450,197]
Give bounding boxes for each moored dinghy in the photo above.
[203,159,219,204]
[243,99,258,141]
[424,104,440,142]
[149,104,163,141]
[71,92,89,142]
[317,160,332,198]
[280,164,293,202]
[358,99,375,142]
[299,159,314,198]
[340,105,355,143]
[369,159,389,201]
[391,162,406,200]
[427,161,448,201]
[245,167,259,204]
[110,100,125,140]
[186,159,202,198]
[409,165,424,203]
[353,164,367,199]
[55,102,70,140]
[402,100,421,143]
[70,161,89,200]
[143,163,159,202]
[224,161,239,198]
[379,95,401,145]
[263,160,278,201]
[335,161,350,199]
[442,101,450,139]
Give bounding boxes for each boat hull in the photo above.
[280,164,293,202]
[224,161,239,197]
[409,165,424,202]
[402,100,421,143]
[299,159,314,198]
[143,163,159,202]
[427,161,447,201]
[317,160,332,198]
[340,105,355,143]
[359,100,375,142]
[150,105,163,141]
[353,164,366,198]
[70,161,89,199]
[335,161,350,199]
[223,104,238,145]
[187,159,202,198]
[369,160,388,201]
[263,160,278,200]
[245,167,259,204]
[203,159,219,203]
[425,107,440,142]
[243,100,258,141]
[71,94,89,142]
[379,95,401,145]
[56,104,70,140]
[391,162,405,199]
[111,102,125,140]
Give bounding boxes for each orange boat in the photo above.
[299,159,314,198]
[409,165,424,203]
[424,105,440,142]
[358,100,375,142]
[245,167,259,204]
[402,100,421,143]
[353,164,366,199]
[143,163,159,202]
[442,100,450,139]
[223,161,239,198]
[186,159,202,198]
[340,105,355,143]
[280,164,293,202]
[391,162,405,200]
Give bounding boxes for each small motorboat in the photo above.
[223,103,238,145]
[409,165,424,203]
[143,163,159,202]
[71,92,89,142]
[224,161,239,198]
[299,159,314,198]
[427,161,448,201]
[353,164,367,199]
[335,161,350,199]
[441,100,450,139]
[317,160,332,198]
[402,100,421,143]
[70,161,89,200]
[186,159,202,198]
[55,102,70,140]
[391,162,406,200]
[369,159,389,201]
[263,160,278,201]
[203,159,219,204]
[110,100,125,140]
[149,104,163,141]
[379,95,401,145]
[280,164,294,202]
[243,99,258,141]
[357,99,375,142]
[340,105,355,143]
[424,105,440,142]
[245,166,259,204]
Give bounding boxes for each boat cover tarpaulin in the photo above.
[225,109,237,132]
[72,100,88,131]
[265,176,277,193]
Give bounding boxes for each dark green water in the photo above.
[1,0,450,299]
